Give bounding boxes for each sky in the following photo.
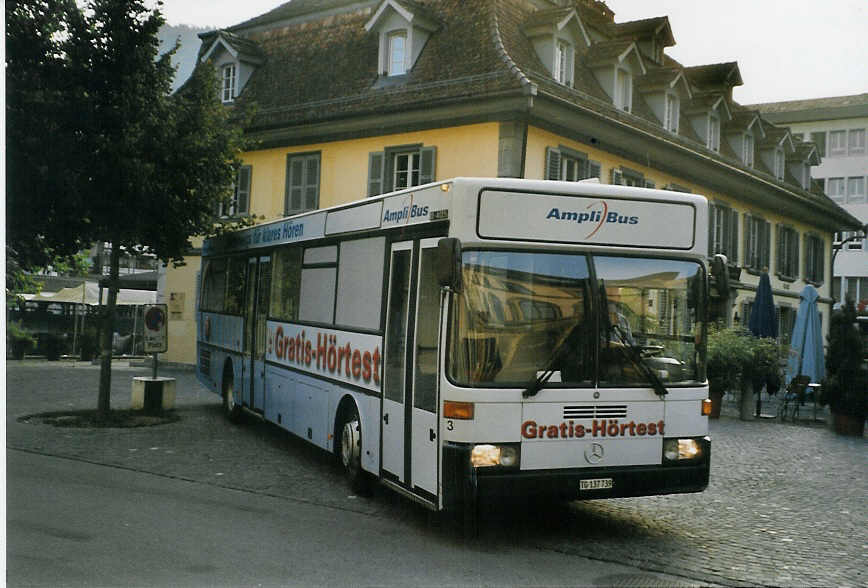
[157,0,868,105]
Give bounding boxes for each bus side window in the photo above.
[271,248,303,321]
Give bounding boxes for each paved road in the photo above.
[6,361,867,587]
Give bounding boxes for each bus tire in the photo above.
[222,364,242,424]
[337,403,372,495]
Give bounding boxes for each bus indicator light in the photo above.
[444,401,474,420]
[702,398,712,416]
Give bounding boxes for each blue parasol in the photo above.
[785,285,825,385]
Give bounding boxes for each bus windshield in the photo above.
[448,250,705,388]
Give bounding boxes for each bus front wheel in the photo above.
[337,404,372,495]
[222,366,242,423]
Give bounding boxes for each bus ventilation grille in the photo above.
[562,405,628,420]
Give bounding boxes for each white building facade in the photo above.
[753,94,868,310]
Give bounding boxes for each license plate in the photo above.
[580,478,613,491]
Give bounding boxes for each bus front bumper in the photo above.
[442,438,710,509]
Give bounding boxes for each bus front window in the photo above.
[447,251,706,389]
[448,251,593,386]
[595,256,705,386]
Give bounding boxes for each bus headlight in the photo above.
[470,444,520,468]
[663,438,702,462]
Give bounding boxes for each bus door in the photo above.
[382,239,441,500]
[243,255,271,413]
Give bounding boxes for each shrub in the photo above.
[821,301,868,419]
[39,333,69,361]
[78,327,99,361]
[8,322,36,360]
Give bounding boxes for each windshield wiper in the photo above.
[609,323,669,398]
[522,319,583,398]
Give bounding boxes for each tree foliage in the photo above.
[6,0,248,411]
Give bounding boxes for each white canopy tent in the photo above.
[27,282,156,305]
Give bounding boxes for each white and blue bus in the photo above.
[197,177,712,516]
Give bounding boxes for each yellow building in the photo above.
[161,0,861,365]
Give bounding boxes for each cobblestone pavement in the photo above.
[6,361,867,587]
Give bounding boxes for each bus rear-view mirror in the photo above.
[436,237,462,292]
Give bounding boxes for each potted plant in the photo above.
[8,321,36,360]
[706,324,781,419]
[821,301,867,437]
[706,324,751,418]
[741,335,783,420]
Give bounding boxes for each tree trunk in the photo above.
[97,243,120,414]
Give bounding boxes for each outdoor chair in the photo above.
[778,375,811,422]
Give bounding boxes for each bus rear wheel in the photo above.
[338,404,372,495]
[222,368,242,424]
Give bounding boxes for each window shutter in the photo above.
[368,151,385,197]
[817,239,825,282]
[611,168,623,185]
[286,157,304,214]
[775,224,784,274]
[545,147,561,180]
[236,165,251,214]
[743,215,751,268]
[419,146,437,185]
[588,160,601,180]
[728,209,739,265]
[305,156,320,211]
[763,220,771,270]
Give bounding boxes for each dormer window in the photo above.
[707,111,720,151]
[554,40,572,85]
[743,132,755,167]
[664,93,679,133]
[221,63,236,103]
[366,0,438,81]
[387,31,407,76]
[616,68,632,112]
[774,148,785,180]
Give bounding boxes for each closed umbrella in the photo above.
[748,272,778,417]
[785,284,825,385]
[749,272,778,339]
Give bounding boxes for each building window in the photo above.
[847,176,866,204]
[776,224,799,280]
[554,40,572,86]
[387,31,407,76]
[707,112,720,152]
[743,132,755,167]
[664,93,679,133]
[709,203,739,262]
[827,177,846,203]
[610,166,644,187]
[848,128,866,155]
[368,145,436,196]
[219,165,251,217]
[810,131,826,157]
[804,234,824,284]
[615,68,631,112]
[744,215,771,271]
[545,146,601,181]
[829,130,847,157]
[221,64,236,103]
[393,151,420,189]
[773,148,785,180]
[285,152,320,216]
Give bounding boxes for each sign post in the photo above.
[143,304,168,379]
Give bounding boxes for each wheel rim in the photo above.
[341,419,360,469]
[225,381,235,412]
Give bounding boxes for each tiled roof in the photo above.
[236,0,523,130]
[612,16,673,45]
[685,62,743,89]
[583,39,636,66]
[636,67,682,90]
[521,6,575,29]
[199,30,266,61]
[747,93,868,113]
[228,0,374,31]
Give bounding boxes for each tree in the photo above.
[6,0,247,413]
